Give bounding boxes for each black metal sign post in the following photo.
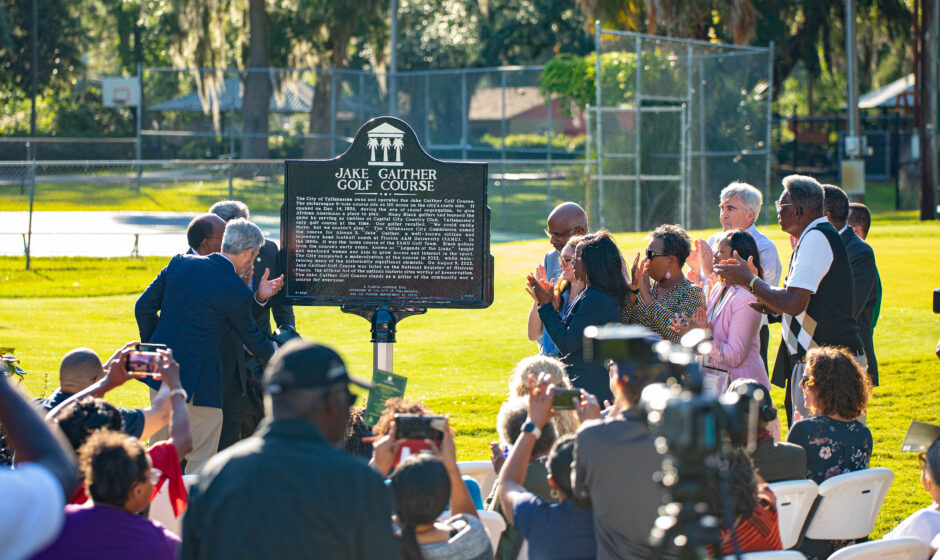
[340,305,428,372]
[282,116,493,374]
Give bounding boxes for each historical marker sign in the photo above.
[282,116,494,309]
